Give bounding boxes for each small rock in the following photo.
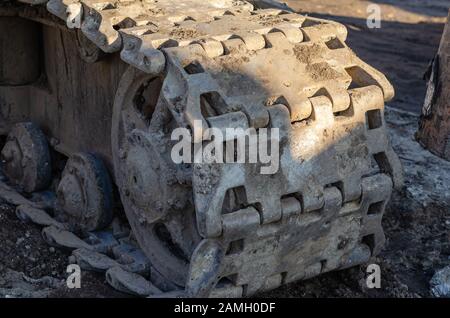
[49,247,55,253]
[16,237,25,245]
[430,266,450,298]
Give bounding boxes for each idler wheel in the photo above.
[57,152,113,232]
[1,122,51,192]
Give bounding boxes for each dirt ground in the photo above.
[2,109,448,299]
[0,0,449,298]
[0,201,127,298]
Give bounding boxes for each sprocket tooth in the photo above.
[80,6,122,53]
[47,0,74,21]
[120,33,166,74]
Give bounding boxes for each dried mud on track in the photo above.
[1,107,448,298]
[263,108,450,298]
[1,0,450,298]
[0,202,128,298]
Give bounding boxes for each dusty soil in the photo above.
[0,0,449,298]
[0,201,127,298]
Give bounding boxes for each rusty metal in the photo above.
[0,0,403,297]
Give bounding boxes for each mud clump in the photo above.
[169,28,205,40]
[193,164,221,195]
[306,62,341,81]
[293,43,325,64]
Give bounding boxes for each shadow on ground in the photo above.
[371,0,449,17]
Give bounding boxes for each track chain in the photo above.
[3,0,404,297]
[0,177,180,296]
[1,175,252,297]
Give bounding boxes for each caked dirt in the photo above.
[1,107,449,298]
[1,0,449,298]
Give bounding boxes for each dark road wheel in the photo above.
[112,67,201,287]
[1,122,52,193]
[57,152,114,232]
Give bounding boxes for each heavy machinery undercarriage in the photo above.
[0,0,403,297]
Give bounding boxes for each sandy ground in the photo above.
[0,0,449,298]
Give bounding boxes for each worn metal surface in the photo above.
[57,152,114,232]
[0,122,52,192]
[0,0,403,297]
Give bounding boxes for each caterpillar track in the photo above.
[0,0,403,297]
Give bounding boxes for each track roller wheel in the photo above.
[57,152,113,232]
[112,67,201,287]
[1,122,51,193]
